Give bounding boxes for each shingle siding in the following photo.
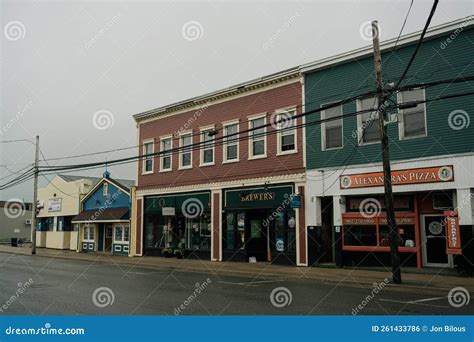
[305,27,474,170]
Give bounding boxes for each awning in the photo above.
[72,207,129,223]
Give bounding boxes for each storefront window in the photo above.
[344,225,377,246]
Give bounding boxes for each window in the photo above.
[200,128,214,165]
[357,97,380,144]
[83,224,95,241]
[143,141,154,173]
[398,89,427,139]
[277,110,297,153]
[223,123,239,162]
[103,183,108,196]
[179,133,193,168]
[321,104,343,149]
[113,225,129,243]
[160,137,172,171]
[249,116,266,158]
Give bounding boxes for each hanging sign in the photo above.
[340,165,454,189]
[444,211,462,255]
[290,195,302,209]
[162,207,176,216]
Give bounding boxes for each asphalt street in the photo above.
[0,252,471,315]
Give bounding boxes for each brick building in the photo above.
[131,67,308,265]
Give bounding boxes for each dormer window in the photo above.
[103,183,109,197]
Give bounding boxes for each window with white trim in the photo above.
[249,116,266,157]
[180,133,193,168]
[201,129,214,165]
[102,183,109,196]
[83,225,95,241]
[114,225,130,243]
[223,123,239,162]
[160,137,172,171]
[321,104,343,150]
[357,97,380,144]
[143,142,154,173]
[398,89,427,139]
[277,110,296,153]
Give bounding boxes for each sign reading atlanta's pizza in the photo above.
[340,165,454,189]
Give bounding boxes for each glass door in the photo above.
[421,215,452,267]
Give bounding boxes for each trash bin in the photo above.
[11,238,18,247]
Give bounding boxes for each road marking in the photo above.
[218,279,285,286]
[379,297,449,308]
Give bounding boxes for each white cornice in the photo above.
[136,173,306,197]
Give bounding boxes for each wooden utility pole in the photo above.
[371,21,401,284]
[31,135,39,255]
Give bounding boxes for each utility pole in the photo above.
[31,135,39,255]
[371,21,401,284]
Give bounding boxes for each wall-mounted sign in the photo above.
[444,211,462,254]
[162,207,176,216]
[340,165,454,189]
[48,198,62,212]
[290,195,302,209]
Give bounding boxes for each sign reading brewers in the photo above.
[340,165,454,189]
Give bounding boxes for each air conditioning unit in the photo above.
[25,219,32,225]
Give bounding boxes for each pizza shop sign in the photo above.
[340,165,454,189]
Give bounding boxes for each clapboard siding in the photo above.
[305,26,474,170]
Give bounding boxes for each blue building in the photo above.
[72,172,135,255]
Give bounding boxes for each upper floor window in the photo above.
[277,110,297,154]
[321,104,343,150]
[357,97,380,145]
[160,137,172,171]
[249,116,266,158]
[179,133,193,169]
[143,141,154,173]
[223,122,239,162]
[398,89,427,139]
[200,128,215,165]
[103,183,109,196]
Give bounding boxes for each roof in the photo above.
[300,16,474,74]
[71,207,130,222]
[133,66,301,122]
[57,174,134,189]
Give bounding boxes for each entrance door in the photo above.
[104,224,113,253]
[421,215,452,267]
[245,210,268,262]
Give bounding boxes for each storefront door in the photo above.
[104,224,113,252]
[421,215,452,267]
[245,210,268,262]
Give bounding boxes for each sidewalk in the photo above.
[1,244,472,296]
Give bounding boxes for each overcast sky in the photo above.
[1,0,472,202]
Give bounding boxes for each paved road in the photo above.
[0,252,471,315]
